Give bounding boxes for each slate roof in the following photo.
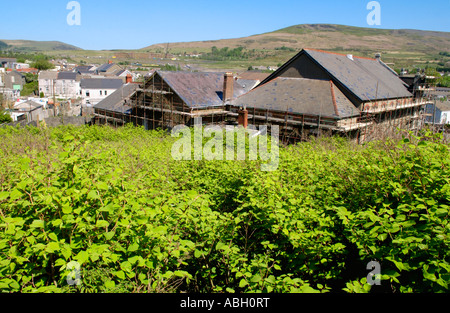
[260,49,412,102]
[81,78,123,89]
[96,63,116,72]
[234,77,360,119]
[74,65,95,74]
[38,71,58,80]
[156,71,249,108]
[57,72,80,81]
[94,83,138,114]
[237,71,270,82]
[435,101,450,112]
[306,49,413,101]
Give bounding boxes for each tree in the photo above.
[31,59,54,71]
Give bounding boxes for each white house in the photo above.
[55,72,81,99]
[38,71,58,97]
[80,78,123,105]
[426,101,450,125]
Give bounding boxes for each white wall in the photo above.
[55,80,81,99]
[81,88,116,105]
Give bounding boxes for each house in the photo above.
[0,58,16,69]
[256,49,428,142]
[81,78,123,105]
[13,100,44,122]
[38,71,58,97]
[114,69,136,82]
[94,71,255,129]
[425,101,450,125]
[74,65,96,75]
[93,83,139,126]
[233,77,364,140]
[55,72,81,99]
[1,71,25,99]
[92,49,432,144]
[95,62,123,77]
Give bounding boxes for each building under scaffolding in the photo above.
[93,49,433,144]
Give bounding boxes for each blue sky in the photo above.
[1,0,449,50]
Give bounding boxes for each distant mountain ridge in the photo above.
[142,23,450,55]
[0,39,82,52]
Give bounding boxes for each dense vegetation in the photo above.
[21,74,39,97]
[0,125,448,293]
[0,110,12,124]
[201,46,255,61]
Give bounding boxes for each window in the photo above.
[100,90,102,96]
[105,91,107,96]
[86,91,90,97]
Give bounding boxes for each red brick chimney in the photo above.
[108,60,113,64]
[237,108,248,129]
[126,73,133,84]
[223,72,234,102]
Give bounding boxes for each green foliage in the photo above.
[160,64,180,71]
[31,59,54,71]
[201,46,251,61]
[0,126,448,293]
[0,110,13,124]
[21,74,39,97]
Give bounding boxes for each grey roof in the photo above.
[74,65,95,74]
[236,79,260,92]
[57,72,80,81]
[81,78,123,89]
[261,49,412,102]
[304,49,412,101]
[435,101,450,112]
[234,77,360,119]
[38,71,58,80]
[156,71,249,108]
[96,63,116,72]
[94,83,138,114]
[14,101,43,112]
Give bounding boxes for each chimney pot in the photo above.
[126,73,133,84]
[237,108,248,129]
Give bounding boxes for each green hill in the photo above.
[0,39,82,52]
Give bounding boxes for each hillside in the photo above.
[143,24,450,54]
[0,39,82,52]
[140,24,450,70]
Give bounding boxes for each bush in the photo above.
[0,110,12,124]
[0,126,448,293]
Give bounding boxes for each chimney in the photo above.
[375,53,381,62]
[237,108,248,129]
[126,73,133,84]
[223,72,234,102]
[108,60,113,64]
